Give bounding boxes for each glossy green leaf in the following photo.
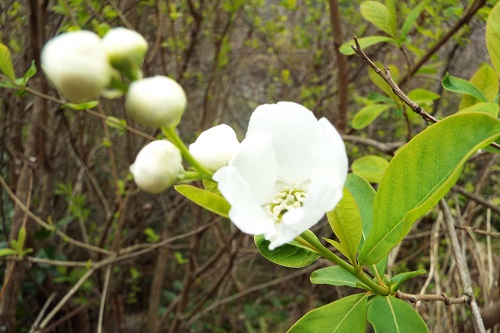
[458,102,499,118]
[407,88,440,105]
[486,1,500,78]
[326,188,363,264]
[359,113,500,265]
[390,269,426,292]
[288,293,368,333]
[361,1,397,38]
[368,296,428,333]
[175,185,229,218]
[0,42,16,80]
[339,36,397,55]
[442,73,488,102]
[352,155,389,184]
[310,266,358,288]
[459,65,499,109]
[344,174,375,250]
[255,231,320,268]
[400,0,428,39]
[352,104,392,130]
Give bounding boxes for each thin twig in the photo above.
[341,134,402,155]
[396,290,469,305]
[440,199,486,332]
[97,266,112,333]
[350,37,500,151]
[453,186,500,216]
[454,224,500,238]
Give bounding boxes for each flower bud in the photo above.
[189,124,240,171]
[125,76,187,128]
[102,27,148,81]
[130,140,184,193]
[41,30,112,103]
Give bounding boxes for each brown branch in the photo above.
[439,199,486,332]
[453,186,500,216]
[350,37,500,151]
[341,134,402,155]
[454,224,500,238]
[396,290,469,305]
[399,0,487,86]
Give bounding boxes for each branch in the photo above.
[341,134,402,155]
[396,290,469,305]
[439,199,486,333]
[350,37,500,151]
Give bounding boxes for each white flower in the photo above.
[130,140,184,193]
[213,102,348,250]
[102,27,148,80]
[189,124,240,171]
[125,76,187,128]
[41,30,112,103]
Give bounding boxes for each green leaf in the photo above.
[361,1,397,38]
[352,104,392,130]
[287,293,368,333]
[390,269,426,292]
[352,155,389,184]
[368,296,428,333]
[442,73,488,102]
[105,116,127,130]
[310,266,358,288]
[65,101,99,110]
[458,102,499,118]
[0,42,16,80]
[400,1,428,39]
[17,227,26,251]
[339,36,397,55]
[175,185,230,218]
[344,174,375,250]
[326,188,363,264]
[0,248,17,257]
[407,88,440,106]
[359,113,500,265]
[459,65,499,109]
[486,1,500,78]
[20,60,37,86]
[254,230,320,268]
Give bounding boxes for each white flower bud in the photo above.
[125,76,187,128]
[102,27,148,80]
[130,140,184,193]
[41,30,112,103]
[189,124,240,171]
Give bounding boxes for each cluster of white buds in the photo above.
[41,27,239,194]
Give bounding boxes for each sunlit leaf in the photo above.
[361,1,397,38]
[310,266,358,288]
[0,42,16,80]
[352,104,392,130]
[339,36,397,55]
[288,293,368,333]
[400,0,428,39]
[359,113,500,265]
[458,102,499,118]
[459,65,499,109]
[368,296,428,332]
[352,155,389,184]
[390,269,426,292]
[175,185,229,218]
[486,1,500,78]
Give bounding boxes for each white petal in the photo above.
[227,130,277,205]
[213,167,276,236]
[306,117,348,212]
[247,102,317,185]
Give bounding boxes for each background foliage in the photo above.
[0,0,499,332]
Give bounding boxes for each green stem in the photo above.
[299,231,390,295]
[162,127,214,180]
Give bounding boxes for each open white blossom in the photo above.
[130,140,184,193]
[213,102,348,250]
[41,30,112,103]
[102,27,148,80]
[189,124,240,171]
[125,76,187,128]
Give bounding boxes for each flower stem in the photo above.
[299,231,390,295]
[162,127,214,180]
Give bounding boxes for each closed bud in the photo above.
[41,30,112,103]
[125,76,187,128]
[102,27,148,81]
[189,124,240,171]
[130,140,184,193]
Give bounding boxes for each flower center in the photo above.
[269,186,306,221]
